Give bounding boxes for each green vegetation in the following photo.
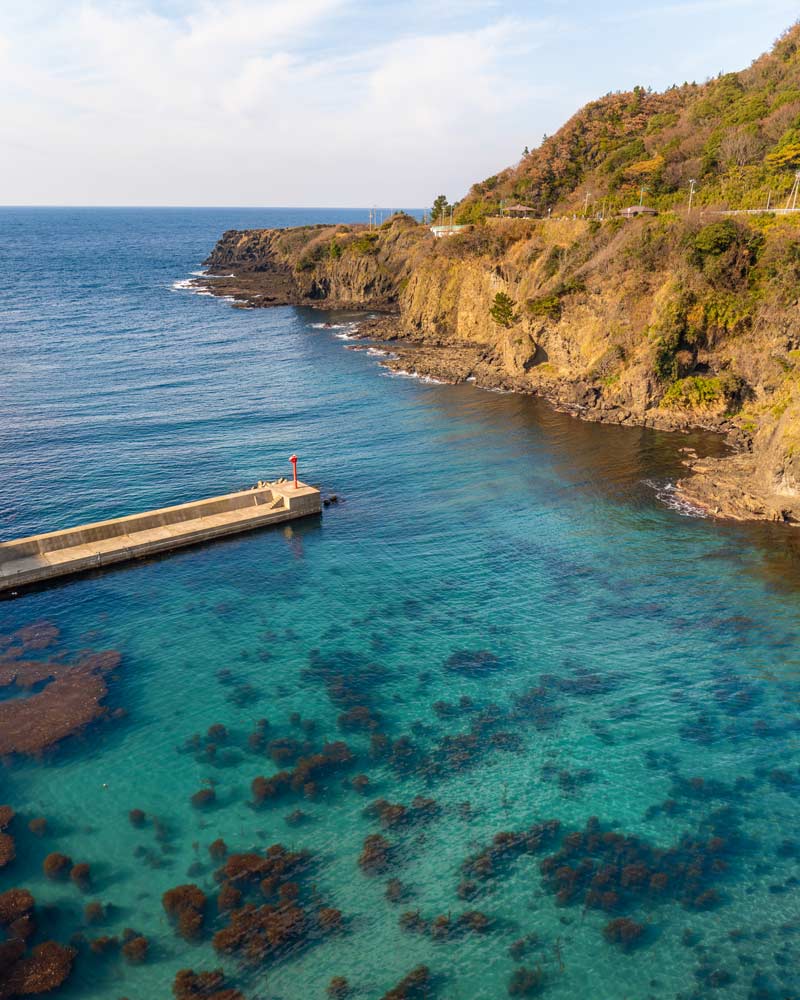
[690,220,740,259]
[526,278,586,322]
[649,290,694,381]
[431,194,451,224]
[661,373,745,409]
[662,375,723,407]
[452,23,800,221]
[348,232,380,256]
[527,294,562,321]
[489,292,517,328]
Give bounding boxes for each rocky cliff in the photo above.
[200,210,800,524]
[199,24,800,526]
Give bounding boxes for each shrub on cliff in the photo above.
[348,233,380,256]
[690,220,740,260]
[662,372,745,409]
[527,294,562,321]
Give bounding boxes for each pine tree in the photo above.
[490,292,517,328]
[431,194,450,224]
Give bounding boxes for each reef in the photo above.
[0,808,15,869]
[0,889,34,930]
[217,883,242,912]
[456,811,735,951]
[251,740,355,804]
[27,819,46,838]
[379,965,431,1000]
[535,814,732,937]
[172,968,244,1000]
[209,838,227,860]
[128,809,146,828]
[400,909,490,940]
[163,885,207,940]
[0,885,76,995]
[462,821,562,881]
[69,863,91,891]
[190,788,216,809]
[0,941,75,998]
[507,965,545,997]
[327,976,349,999]
[42,854,72,880]
[603,917,646,950]
[0,632,122,756]
[120,930,148,963]
[83,902,104,925]
[443,649,500,676]
[358,834,394,875]
[211,842,343,965]
[363,797,439,830]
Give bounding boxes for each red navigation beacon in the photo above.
[289,454,298,489]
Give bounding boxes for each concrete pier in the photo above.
[0,481,321,593]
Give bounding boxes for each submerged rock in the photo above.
[0,646,122,757]
[1,941,75,995]
[379,965,430,1000]
[172,967,244,1000]
[443,649,500,676]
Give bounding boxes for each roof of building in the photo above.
[620,205,658,216]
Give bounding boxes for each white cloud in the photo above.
[0,1,559,204]
[0,0,796,205]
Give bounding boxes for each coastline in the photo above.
[190,271,798,526]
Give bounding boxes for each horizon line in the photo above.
[0,204,426,211]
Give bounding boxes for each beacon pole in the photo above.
[289,454,298,490]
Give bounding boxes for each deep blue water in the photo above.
[1,207,800,1000]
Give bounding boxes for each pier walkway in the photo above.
[0,481,321,593]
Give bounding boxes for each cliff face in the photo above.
[200,210,800,523]
[203,217,425,309]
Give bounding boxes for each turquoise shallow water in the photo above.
[2,208,800,1000]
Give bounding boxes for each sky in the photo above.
[1,0,798,207]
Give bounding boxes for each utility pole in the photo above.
[688,179,697,215]
[583,191,591,217]
[788,171,800,211]
[639,185,647,206]
[767,191,772,211]
[601,198,608,221]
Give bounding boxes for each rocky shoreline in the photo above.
[192,274,798,526]
[193,216,800,528]
[331,315,800,526]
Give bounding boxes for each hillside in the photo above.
[199,25,800,525]
[457,23,800,221]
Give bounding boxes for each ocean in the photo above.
[1,207,800,1000]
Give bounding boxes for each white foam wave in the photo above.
[643,480,708,518]
[381,368,449,385]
